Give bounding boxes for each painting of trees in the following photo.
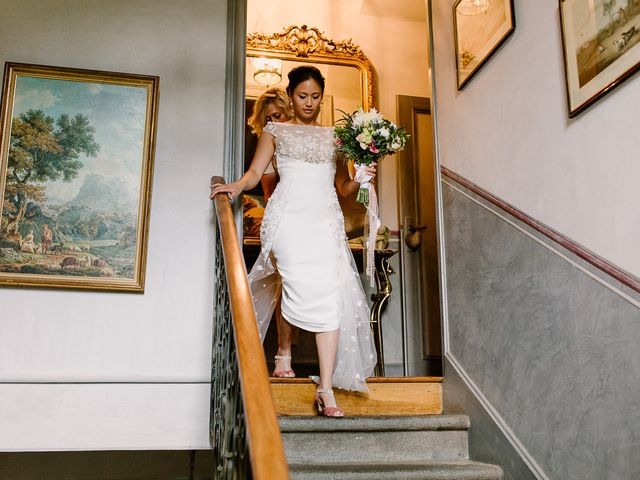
[0,63,158,291]
[1,109,99,240]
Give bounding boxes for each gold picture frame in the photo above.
[0,62,159,292]
[560,0,640,117]
[246,24,376,111]
[453,0,516,90]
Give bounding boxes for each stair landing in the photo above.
[270,376,442,416]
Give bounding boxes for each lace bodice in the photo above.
[263,122,336,164]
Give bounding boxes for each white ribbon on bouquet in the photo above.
[354,163,381,287]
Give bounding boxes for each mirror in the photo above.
[243,25,377,243]
[245,58,363,126]
[246,24,375,113]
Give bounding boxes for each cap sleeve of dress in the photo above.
[263,122,277,137]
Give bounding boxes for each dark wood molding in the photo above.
[441,166,640,294]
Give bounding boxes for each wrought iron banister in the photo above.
[210,175,289,480]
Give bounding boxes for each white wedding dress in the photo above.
[248,122,376,392]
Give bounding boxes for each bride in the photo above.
[211,66,377,416]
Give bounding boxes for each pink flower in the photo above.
[335,138,344,146]
[368,144,379,154]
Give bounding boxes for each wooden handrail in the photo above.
[210,176,289,480]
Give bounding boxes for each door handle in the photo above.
[404,225,427,251]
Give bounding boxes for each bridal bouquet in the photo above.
[334,108,407,206]
[334,108,407,285]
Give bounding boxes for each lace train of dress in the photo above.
[248,122,376,392]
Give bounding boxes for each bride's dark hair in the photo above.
[286,66,325,96]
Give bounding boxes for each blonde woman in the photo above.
[248,87,292,201]
[247,87,298,378]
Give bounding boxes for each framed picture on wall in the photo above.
[0,63,159,292]
[453,0,516,89]
[560,0,640,117]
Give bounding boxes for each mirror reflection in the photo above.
[245,57,363,125]
[242,53,370,246]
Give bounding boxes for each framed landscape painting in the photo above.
[453,0,516,89]
[560,0,640,117]
[0,63,159,291]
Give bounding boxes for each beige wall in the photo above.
[0,0,227,450]
[431,2,640,277]
[248,0,431,229]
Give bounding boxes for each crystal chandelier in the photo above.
[458,0,490,15]
[252,58,282,86]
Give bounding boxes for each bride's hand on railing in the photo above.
[210,181,243,200]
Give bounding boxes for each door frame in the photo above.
[222,0,451,377]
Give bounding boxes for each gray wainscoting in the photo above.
[443,357,538,480]
[441,176,640,480]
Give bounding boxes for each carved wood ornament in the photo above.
[247,25,376,109]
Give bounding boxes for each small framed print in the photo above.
[560,0,640,117]
[453,0,516,89]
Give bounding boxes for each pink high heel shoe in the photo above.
[315,388,344,417]
[272,354,295,378]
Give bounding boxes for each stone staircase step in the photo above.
[280,415,469,464]
[279,414,469,432]
[272,377,443,416]
[288,460,504,480]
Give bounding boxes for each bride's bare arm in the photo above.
[335,160,377,198]
[210,133,275,199]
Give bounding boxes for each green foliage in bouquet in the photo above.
[334,108,408,166]
[334,108,408,204]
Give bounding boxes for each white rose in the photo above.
[352,107,367,126]
[378,127,390,138]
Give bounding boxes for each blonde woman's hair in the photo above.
[247,87,292,136]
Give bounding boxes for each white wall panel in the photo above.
[0,0,226,450]
[0,384,211,451]
[431,1,640,276]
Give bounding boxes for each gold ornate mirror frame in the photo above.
[246,25,376,110]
